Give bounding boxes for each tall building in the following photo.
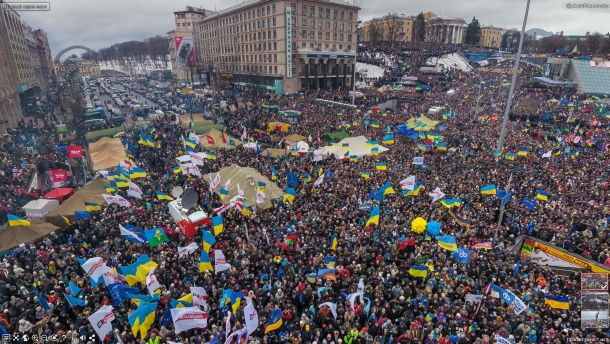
[0,0,36,132]
[168,6,213,83]
[22,20,50,95]
[34,29,54,90]
[480,26,503,48]
[194,0,359,93]
[361,14,414,44]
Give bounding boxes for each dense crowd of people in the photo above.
[1,44,610,344]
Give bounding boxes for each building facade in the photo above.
[425,15,466,44]
[56,58,101,78]
[169,6,213,83]
[480,26,503,48]
[194,0,359,93]
[361,14,413,44]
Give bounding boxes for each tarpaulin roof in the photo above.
[321,131,351,142]
[0,223,60,251]
[43,179,109,225]
[42,188,75,202]
[88,137,126,172]
[406,115,440,131]
[202,165,283,211]
[261,148,290,158]
[284,134,307,142]
[200,128,243,150]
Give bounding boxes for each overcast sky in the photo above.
[20,0,610,59]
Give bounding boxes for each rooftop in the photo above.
[572,59,610,95]
[426,15,466,23]
[362,13,414,24]
[481,25,503,31]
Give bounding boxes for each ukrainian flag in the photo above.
[481,184,497,195]
[542,295,569,309]
[382,134,394,145]
[419,132,426,139]
[343,151,349,159]
[7,214,30,226]
[85,202,101,211]
[306,273,317,283]
[206,153,217,160]
[366,205,380,227]
[371,147,379,156]
[376,162,387,171]
[330,233,338,250]
[156,191,174,201]
[199,251,213,272]
[265,309,283,334]
[349,155,358,162]
[436,235,458,251]
[114,177,129,188]
[271,167,278,181]
[341,143,349,150]
[381,181,395,195]
[316,167,323,176]
[171,166,184,174]
[302,174,311,183]
[120,255,158,286]
[437,143,447,151]
[242,204,252,217]
[371,121,380,128]
[203,230,216,252]
[144,136,155,147]
[324,256,337,268]
[220,188,229,199]
[105,185,117,193]
[440,199,456,208]
[518,148,529,156]
[58,214,70,225]
[426,313,437,322]
[505,153,515,160]
[361,172,370,179]
[284,188,296,204]
[128,293,160,307]
[258,181,266,191]
[184,137,197,148]
[494,149,503,157]
[403,182,424,196]
[536,190,548,201]
[129,301,158,339]
[408,266,428,278]
[170,293,193,308]
[130,168,147,179]
[366,140,378,147]
[212,216,223,236]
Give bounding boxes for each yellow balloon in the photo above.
[411,217,428,235]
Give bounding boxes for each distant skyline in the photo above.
[18,0,610,59]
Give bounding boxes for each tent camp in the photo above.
[42,188,75,203]
[261,148,289,158]
[202,165,283,211]
[23,199,60,218]
[406,115,440,131]
[200,128,243,150]
[179,114,206,124]
[284,134,307,143]
[268,122,291,133]
[321,131,350,142]
[0,223,60,251]
[322,136,390,159]
[43,179,109,225]
[88,137,126,171]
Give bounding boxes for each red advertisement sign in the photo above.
[67,145,82,158]
[51,169,68,182]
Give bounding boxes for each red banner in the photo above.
[206,135,215,145]
[51,169,68,182]
[67,145,82,158]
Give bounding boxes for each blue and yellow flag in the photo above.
[84,202,101,211]
[156,191,174,201]
[119,254,158,286]
[436,235,458,251]
[199,251,213,272]
[408,266,428,278]
[366,205,380,227]
[203,230,216,252]
[258,181,266,191]
[341,143,349,151]
[481,184,497,195]
[284,188,296,204]
[536,190,548,201]
[171,166,184,174]
[371,121,380,128]
[544,295,569,310]
[361,172,370,179]
[212,216,223,236]
[7,214,30,226]
[330,233,338,250]
[271,166,278,181]
[505,153,515,161]
[265,309,283,333]
[128,301,158,339]
[371,147,379,156]
[376,162,387,171]
[403,182,424,196]
[382,134,394,145]
[170,293,193,308]
[324,257,337,268]
[130,168,147,179]
[316,167,323,176]
[58,214,70,225]
[302,173,311,183]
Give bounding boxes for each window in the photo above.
[347,34,352,42]
[340,23,344,30]
[318,31,322,39]
[301,30,307,38]
[326,9,330,18]
[310,6,315,15]
[274,66,277,74]
[348,23,352,32]
[273,17,276,26]
[302,18,307,26]
[274,54,277,62]
[257,9,260,17]
[291,3,296,13]
[333,32,337,40]
[326,32,330,40]
[267,19,270,27]
[333,10,338,19]
[262,7,265,16]
[332,44,336,50]
[326,21,330,28]
[272,4,276,13]
[292,17,296,25]
[310,42,315,48]
[248,12,251,19]
[333,22,337,30]
[339,44,343,49]
[340,11,344,20]
[318,7,323,16]
[188,22,191,26]
[340,33,344,41]
[311,19,315,27]
[273,30,277,38]
[274,41,277,49]
[302,42,306,48]
[302,5,307,15]
[267,6,270,14]
[263,32,266,39]
[348,12,353,20]
[310,31,315,39]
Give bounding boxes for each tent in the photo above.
[202,165,283,211]
[321,131,351,142]
[322,136,390,159]
[185,123,224,135]
[85,128,125,143]
[42,188,75,203]
[406,115,440,131]
[268,122,291,133]
[284,134,307,143]
[0,223,60,252]
[200,128,243,150]
[43,179,109,225]
[179,114,208,124]
[261,148,289,158]
[88,137,126,172]
[23,199,60,218]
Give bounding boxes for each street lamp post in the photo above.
[496,0,531,153]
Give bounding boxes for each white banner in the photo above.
[127,182,143,199]
[88,305,115,341]
[509,291,527,315]
[178,242,198,257]
[314,175,324,186]
[243,297,258,335]
[256,190,266,204]
[189,132,200,144]
[313,149,323,162]
[319,302,337,320]
[115,195,131,207]
[429,187,446,203]
[400,176,416,190]
[190,287,208,309]
[189,152,206,166]
[465,294,483,303]
[214,250,231,273]
[80,257,108,282]
[413,157,424,165]
[170,307,208,333]
[146,267,159,296]
[176,155,191,163]
[495,335,512,344]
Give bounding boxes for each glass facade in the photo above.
[571,60,610,95]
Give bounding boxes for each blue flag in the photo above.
[64,293,86,307]
[326,169,334,179]
[286,172,299,187]
[108,283,139,306]
[74,211,92,220]
[68,282,81,296]
[124,224,147,243]
[490,283,514,305]
[500,190,514,207]
[452,247,471,264]
[0,324,10,339]
[522,198,536,210]
[33,286,51,311]
[160,309,173,326]
[513,260,521,277]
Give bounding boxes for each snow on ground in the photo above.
[426,53,473,72]
[356,62,385,79]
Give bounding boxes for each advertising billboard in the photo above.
[590,60,610,69]
[286,7,292,78]
[521,237,610,273]
[175,36,195,68]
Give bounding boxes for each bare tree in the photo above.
[385,15,405,44]
[586,32,604,52]
[365,20,384,45]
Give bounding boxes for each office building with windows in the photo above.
[194,0,359,93]
[169,6,214,82]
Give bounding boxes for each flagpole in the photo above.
[493,174,513,245]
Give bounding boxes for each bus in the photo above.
[84,109,106,121]
[106,104,114,113]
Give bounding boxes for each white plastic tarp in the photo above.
[322,136,389,159]
[23,199,60,218]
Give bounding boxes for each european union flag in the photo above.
[452,247,471,264]
[108,283,139,306]
[124,224,147,243]
[522,198,536,210]
[286,172,299,187]
[326,169,334,179]
[74,211,92,220]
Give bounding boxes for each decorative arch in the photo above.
[54,45,96,64]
